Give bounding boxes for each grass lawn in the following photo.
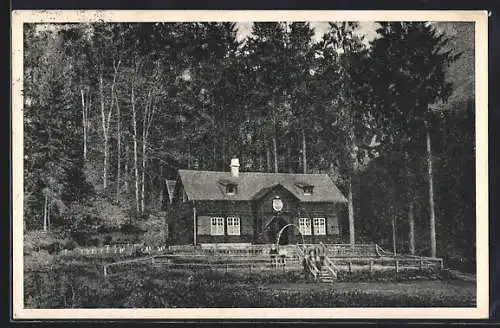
[24,260,477,308]
[259,280,476,307]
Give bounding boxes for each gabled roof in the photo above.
[177,170,347,203]
[251,183,299,201]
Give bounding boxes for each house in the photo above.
[167,158,348,246]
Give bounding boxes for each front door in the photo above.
[267,215,289,245]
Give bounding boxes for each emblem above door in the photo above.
[272,196,283,212]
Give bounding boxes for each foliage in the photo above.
[361,22,470,259]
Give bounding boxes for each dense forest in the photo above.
[23,22,475,263]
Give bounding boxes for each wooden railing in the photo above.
[297,243,379,258]
[323,255,338,280]
[327,256,443,273]
[102,253,301,277]
[99,246,443,278]
[57,243,160,258]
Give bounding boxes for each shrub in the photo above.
[63,240,78,250]
[24,230,64,253]
[45,242,62,254]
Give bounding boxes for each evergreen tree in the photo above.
[316,22,375,245]
[369,22,460,257]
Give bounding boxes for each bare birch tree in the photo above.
[130,61,140,214]
[99,59,120,190]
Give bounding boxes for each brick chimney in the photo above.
[230,158,240,178]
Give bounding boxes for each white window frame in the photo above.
[226,216,241,236]
[210,217,225,236]
[313,217,326,235]
[299,218,312,235]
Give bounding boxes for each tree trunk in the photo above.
[47,203,51,232]
[301,127,307,174]
[141,136,146,214]
[409,201,415,255]
[212,143,216,170]
[404,150,416,255]
[392,216,397,256]
[159,165,164,208]
[272,134,278,173]
[124,144,129,193]
[115,91,121,200]
[266,144,271,173]
[348,176,355,245]
[140,86,157,213]
[259,152,264,172]
[80,89,87,162]
[99,62,120,191]
[99,75,108,189]
[131,84,140,215]
[427,130,437,258]
[347,126,357,246]
[286,141,292,173]
[43,194,48,232]
[141,95,147,214]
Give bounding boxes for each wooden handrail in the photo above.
[308,260,320,280]
[323,255,338,280]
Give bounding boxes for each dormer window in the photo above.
[295,182,314,195]
[303,186,314,195]
[219,179,238,196]
[226,184,237,195]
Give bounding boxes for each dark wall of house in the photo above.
[195,200,254,243]
[167,201,194,245]
[254,185,300,244]
[169,188,347,245]
[254,185,345,244]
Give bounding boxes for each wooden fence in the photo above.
[101,252,443,278]
[58,243,443,279]
[298,243,379,258]
[58,243,165,258]
[60,243,298,258]
[330,256,443,273]
[103,255,301,277]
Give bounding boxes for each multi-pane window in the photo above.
[299,218,312,235]
[226,217,241,235]
[313,218,326,235]
[210,217,225,235]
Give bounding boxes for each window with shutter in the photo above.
[210,217,225,235]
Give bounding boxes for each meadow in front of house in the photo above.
[24,255,476,308]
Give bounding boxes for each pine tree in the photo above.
[369,22,460,257]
